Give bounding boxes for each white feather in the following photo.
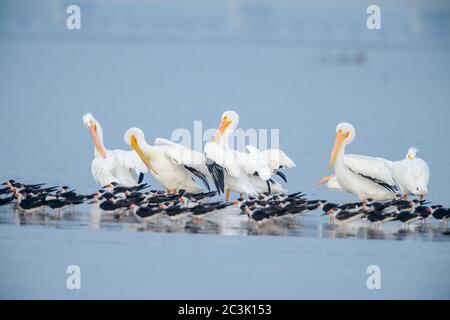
[154,138,210,177]
[392,148,430,196]
[344,154,396,186]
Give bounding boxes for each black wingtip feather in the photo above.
[184,165,211,191]
[276,171,287,183]
[205,158,225,194]
[349,168,398,193]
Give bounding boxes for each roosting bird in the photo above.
[392,147,430,200]
[124,127,210,193]
[82,113,148,187]
[325,122,398,201]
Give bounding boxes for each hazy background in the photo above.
[0,0,450,299]
[1,0,449,204]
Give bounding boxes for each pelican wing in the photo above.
[110,150,149,177]
[204,142,243,195]
[91,158,119,187]
[237,151,272,181]
[155,138,211,190]
[204,142,242,178]
[260,149,296,171]
[345,154,397,192]
[244,145,292,181]
[249,175,287,194]
[154,138,209,175]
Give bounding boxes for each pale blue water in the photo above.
[0,0,449,299]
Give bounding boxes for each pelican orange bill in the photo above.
[328,130,349,169]
[89,122,107,159]
[130,135,158,175]
[212,117,232,142]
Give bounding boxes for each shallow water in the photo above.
[1,204,449,242]
[0,0,450,299]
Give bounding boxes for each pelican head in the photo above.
[328,122,356,169]
[124,128,157,175]
[82,113,107,159]
[406,147,419,160]
[212,110,239,143]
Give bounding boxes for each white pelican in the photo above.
[392,147,430,200]
[82,113,147,187]
[205,111,270,201]
[124,127,210,193]
[327,122,398,201]
[316,154,394,193]
[244,145,296,194]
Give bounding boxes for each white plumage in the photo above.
[83,113,147,187]
[248,175,287,194]
[327,122,398,201]
[244,145,296,194]
[205,111,287,200]
[204,138,258,199]
[124,128,209,193]
[317,154,394,192]
[392,147,430,199]
[154,137,212,191]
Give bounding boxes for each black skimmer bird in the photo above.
[0,187,11,195]
[243,207,275,224]
[89,198,131,215]
[190,201,231,216]
[366,211,397,226]
[3,180,46,190]
[45,199,73,214]
[333,210,365,225]
[161,203,191,221]
[394,211,422,227]
[0,196,14,206]
[413,206,432,221]
[431,207,450,227]
[18,196,46,213]
[129,204,164,222]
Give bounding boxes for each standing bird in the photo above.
[392,147,430,200]
[124,127,209,193]
[0,196,14,206]
[205,111,274,201]
[245,145,296,194]
[82,113,147,187]
[326,122,398,201]
[316,154,394,193]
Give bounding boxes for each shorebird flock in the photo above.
[241,193,449,229]
[0,110,448,231]
[1,179,449,230]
